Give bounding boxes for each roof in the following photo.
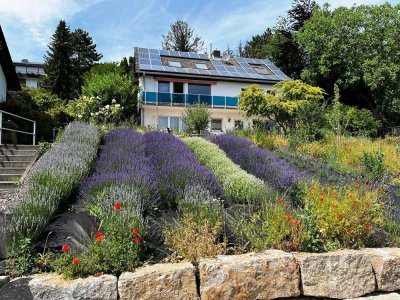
[14,61,45,68]
[134,47,291,84]
[0,26,20,91]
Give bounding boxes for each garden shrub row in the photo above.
[183,137,274,204]
[143,131,222,207]
[8,122,100,251]
[212,134,311,202]
[55,129,158,277]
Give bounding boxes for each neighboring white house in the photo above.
[14,59,45,89]
[0,26,20,102]
[134,47,290,132]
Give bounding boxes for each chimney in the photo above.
[211,49,221,59]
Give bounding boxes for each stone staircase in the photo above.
[0,145,38,190]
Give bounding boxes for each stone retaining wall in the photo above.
[0,248,400,299]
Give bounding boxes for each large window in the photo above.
[158,81,170,93]
[157,116,187,132]
[188,84,211,95]
[158,117,168,129]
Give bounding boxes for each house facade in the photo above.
[14,59,45,89]
[0,26,20,101]
[134,47,290,132]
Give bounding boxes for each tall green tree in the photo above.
[162,20,204,52]
[296,3,400,129]
[71,29,103,94]
[43,20,74,100]
[242,0,315,79]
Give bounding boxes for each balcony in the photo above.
[142,91,239,108]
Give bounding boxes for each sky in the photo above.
[0,0,397,63]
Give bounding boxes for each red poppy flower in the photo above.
[365,224,371,230]
[277,199,284,204]
[114,203,122,210]
[72,258,80,265]
[95,231,102,237]
[377,188,382,193]
[293,220,300,226]
[62,244,70,252]
[134,237,141,243]
[286,216,292,222]
[96,235,104,242]
[320,197,324,202]
[345,229,351,235]
[319,192,325,197]
[132,228,139,235]
[338,213,345,219]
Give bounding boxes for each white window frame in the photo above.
[195,63,208,70]
[168,61,182,68]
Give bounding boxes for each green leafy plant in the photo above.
[362,151,386,182]
[181,104,211,134]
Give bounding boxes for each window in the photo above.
[168,61,182,68]
[188,84,211,95]
[195,63,208,70]
[170,117,180,131]
[211,119,222,131]
[158,117,168,129]
[251,65,273,75]
[158,81,170,93]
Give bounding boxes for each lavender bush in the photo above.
[212,134,311,196]
[79,128,158,212]
[54,129,159,277]
[143,131,222,207]
[8,122,101,249]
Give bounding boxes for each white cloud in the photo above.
[0,0,103,47]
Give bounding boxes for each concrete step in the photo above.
[0,149,36,156]
[0,181,18,189]
[0,174,22,181]
[0,161,31,168]
[0,155,35,162]
[0,145,38,151]
[0,168,26,175]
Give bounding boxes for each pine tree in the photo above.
[119,57,131,75]
[43,20,74,100]
[71,29,103,95]
[162,20,204,52]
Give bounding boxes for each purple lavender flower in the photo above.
[212,134,311,194]
[143,131,223,206]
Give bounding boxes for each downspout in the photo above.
[141,72,146,127]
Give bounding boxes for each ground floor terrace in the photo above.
[140,104,255,133]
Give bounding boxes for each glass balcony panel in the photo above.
[213,96,225,107]
[226,97,238,107]
[187,94,200,105]
[200,95,212,106]
[172,93,185,105]
[158,92,171,104]
[145,91,157,103]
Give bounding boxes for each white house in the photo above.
[14,59,45,89]
[0,26,20,101]
[134,47,290,132]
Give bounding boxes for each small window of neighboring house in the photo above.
[211,119,223,131]
[168,61,182,68]
[195,63,208,70]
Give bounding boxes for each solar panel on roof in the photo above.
[135,47,289,81]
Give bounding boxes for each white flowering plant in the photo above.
[68,96,124,125]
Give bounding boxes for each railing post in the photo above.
[211,96,214,109]
[198,94,200,105]
[33,121,36,145]
[224,96,227,109]
[170,93,172,106]
[0,111,2,145]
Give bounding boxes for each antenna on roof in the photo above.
[222,53,231,62]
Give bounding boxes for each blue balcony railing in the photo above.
[142,91,239,108]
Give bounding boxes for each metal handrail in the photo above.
[0,110,36,145]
